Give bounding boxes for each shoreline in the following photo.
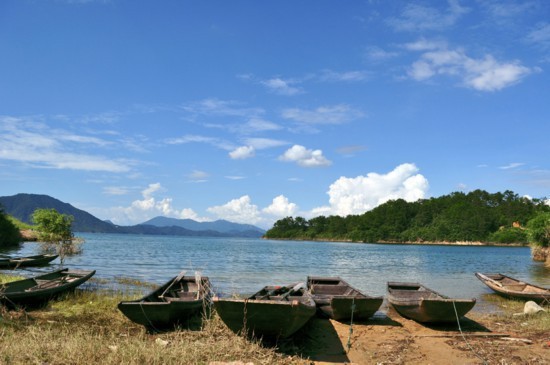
[263,236,529,247]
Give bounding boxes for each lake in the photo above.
[2,233,549,311]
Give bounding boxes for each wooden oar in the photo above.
[159,270,187,298]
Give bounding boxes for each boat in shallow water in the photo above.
[0,268,95,308]
[307,276,383,321]
[118,272,212,331]
[0,254,58,269]
[213,282,316,338]
[475,272,550,303]
[387,282,476,323]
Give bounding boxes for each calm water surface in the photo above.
[2,233,549,311]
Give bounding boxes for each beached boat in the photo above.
[475,272,550,303]
[307,276,383,321]
[0,268,95,308]
[0,254,58,269]
[387,282,476,323]
[213,282,316,338]
[118,272,212,331]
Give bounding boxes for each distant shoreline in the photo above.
[262,236,529,247]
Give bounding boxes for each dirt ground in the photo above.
[286,305,549,365]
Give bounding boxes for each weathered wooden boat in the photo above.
[475,272,550,303]
[213,282,316,338]
[387,282,476,323]
[118,272,212,331]
[307,276,383,321]
[0,254,58,269]
[0,268,95,308]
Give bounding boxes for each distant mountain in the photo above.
[142,216,265,235]
[0,193,265,238]
[0,193,118,233]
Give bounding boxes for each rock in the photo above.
[524,301,546,315]
[155,338,169,346]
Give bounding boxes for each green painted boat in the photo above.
[118,273,212,331]
[387,282,476,323]
[307,276,383,321]
[0,268,95,308]
[213,282,316,338]
[0,254,58,269]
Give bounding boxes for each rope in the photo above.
[452,300,487,365]
[346,297,355,353]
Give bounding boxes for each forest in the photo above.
[264,190,550,244]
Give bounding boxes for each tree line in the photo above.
[264,190,550,246]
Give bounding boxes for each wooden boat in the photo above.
[0,254,58,269]
[307,276,383,321]
[387,282,476,323]
[0,268,95,308]
[213,282,316,338]
[118,272,212,331]
[475,272,550,303]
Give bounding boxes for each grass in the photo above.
[0,283,306,365]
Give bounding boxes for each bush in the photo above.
[0,209,21,248]
[488,227,528,244]
[527,212,550,247]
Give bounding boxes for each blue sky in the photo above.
[1,0,549,229]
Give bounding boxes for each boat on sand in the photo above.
[307,276,383,321]
[213,282,316,338]
[387,282,476,323]
[475,272,550,303]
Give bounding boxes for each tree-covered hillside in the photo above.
[264,190,549,244]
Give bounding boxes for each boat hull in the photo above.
[0,254,58,269]
[213,297,316,338]
[118,275,211,330]
[475,272,550,303]
[0,268,95,308]
[387,282,476,323]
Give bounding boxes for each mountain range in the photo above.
[0,193,265,238]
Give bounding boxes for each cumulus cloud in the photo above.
[312,163,429,217]
[407,43,534,91]
[282,104,364,125]
[106,183,204,225]
[263,195,298,217]
[229,146,255,160]
[207,195,262,224]
[279,145,332,167]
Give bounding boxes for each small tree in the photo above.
[32,208,82,263]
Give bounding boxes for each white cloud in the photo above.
[319,70,369,82]
[312,163,429,217]
[244,138,288,150]
[527,22,550,49]
[165,134,235,151]
[279,145,332,168]
[262,195,298,217]
[364,46,399,61]
[183,98,264,118]
[0,116,131,172]
[207,195,262,224]
[106,183,205,225]
[229,146,255,160]
[262,78,303,95]
[388,0,469,32]
[188,170,209,181]
[499,162,525,170]
[282,104,364,125]
[245,118,282,132]
[407,45,534,91]
[103,186,131,196]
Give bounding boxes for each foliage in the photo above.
[32,208,82,261]
[0,207,21,248]
[488,227,528,244]
[264,190,549,244]
[526,212,550,247]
